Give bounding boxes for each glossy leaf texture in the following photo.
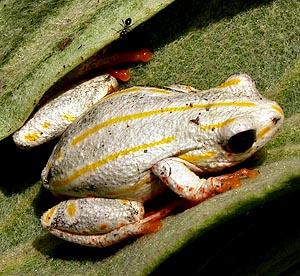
[1,0,300,275]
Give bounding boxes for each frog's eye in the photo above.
[224,129,256,153]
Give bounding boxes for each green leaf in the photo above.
[1,0,300,275]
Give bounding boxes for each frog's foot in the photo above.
[152,158,259,203]
[212,168,259,194]
[41,197,171,247]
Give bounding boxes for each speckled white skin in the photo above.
[40,74,284,246]
[42,202,168,247]
[13,74,118,148]
[41,198,144,234]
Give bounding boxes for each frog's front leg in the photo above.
[152,158,259,202]
[41,197,166,247]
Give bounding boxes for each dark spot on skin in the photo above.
[272,116,281,124]
[144,149,148,153]
[189,103,193,107]
[190,117,200,125]
[72,184,97,193]
[211,127,215,131]
[205,103,212,111]
[85,184,97,191]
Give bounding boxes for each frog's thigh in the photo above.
[41,198,144,236]
[152,158,227,202]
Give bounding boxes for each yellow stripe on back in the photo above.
[217,78,241,88]
[53,136,175,186]
[72,102,256,146]
[272,104,284,116]
[178,151,216,162]
[201,118,236,131]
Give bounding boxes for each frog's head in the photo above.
[212,99,284,167]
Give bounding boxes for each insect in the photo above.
[36,73,283,247]
[116,17,132,38]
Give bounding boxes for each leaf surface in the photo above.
[1,0,300,275]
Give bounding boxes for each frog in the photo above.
[23,73,284,247]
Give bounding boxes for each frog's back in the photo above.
[42,87,203,200]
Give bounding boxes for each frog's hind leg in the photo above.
[45,215,163,247]
[41,197,173,247]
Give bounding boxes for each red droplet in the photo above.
[106,69,130,82]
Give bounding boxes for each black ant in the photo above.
[115,18,132,38]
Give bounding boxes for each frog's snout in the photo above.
[270,103,284,129]
[256,102,284,142]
